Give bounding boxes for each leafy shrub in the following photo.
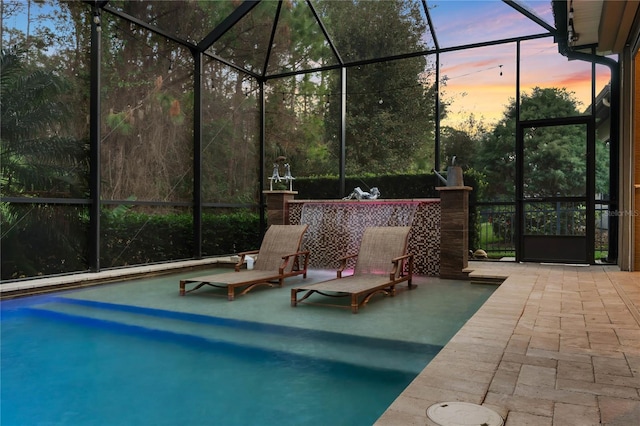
[4,172,486,281]
[102,210,261,268]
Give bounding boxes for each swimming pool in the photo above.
[1,271,496,425]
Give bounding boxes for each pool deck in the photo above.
[376,261,640,426]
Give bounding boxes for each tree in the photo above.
[97,2,200,203]
[320,0,436,175]
[440,127,477,171]
[1,47,89,279]
[439,113,486,169]
[262,1,335,178]
[1,48,88,197]
[475,87,608,201]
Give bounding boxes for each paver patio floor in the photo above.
[376,262,640,426]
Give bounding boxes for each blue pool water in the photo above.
[1,298,435,425]
[1,275,496,426]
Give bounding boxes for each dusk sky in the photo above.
[427,0,611,127]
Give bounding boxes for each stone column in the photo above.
[437,186,472,279]
[263,190,297,225]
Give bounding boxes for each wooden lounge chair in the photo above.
[291,226,414,313]
[180,224,310,301]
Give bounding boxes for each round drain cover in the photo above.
[426,402,503,426]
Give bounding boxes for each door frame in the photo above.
[516,116,596,264]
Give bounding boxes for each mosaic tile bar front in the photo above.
[288,199,440,276]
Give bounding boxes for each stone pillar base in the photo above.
[263,190,297,225]
[437,186,472,280]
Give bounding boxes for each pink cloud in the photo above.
[428,1,608,127]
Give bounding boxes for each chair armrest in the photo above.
[236,250,260,271]
[389,253,414,279]
[279,250,311,274]
[337,253,359,278]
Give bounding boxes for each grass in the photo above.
[479,222,499,244]
[476,222,515,259]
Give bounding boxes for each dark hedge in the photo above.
[3,173,482,281]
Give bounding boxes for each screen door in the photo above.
[516,117,594,263]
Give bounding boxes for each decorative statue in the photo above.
[269,162,282,190]
[343,186,381,200]
[283,163,295,191]
[268,156,295,191]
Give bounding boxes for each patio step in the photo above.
[25,296,439,374]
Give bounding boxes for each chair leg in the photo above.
[179,280,186,296]
[351,295,359,314]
